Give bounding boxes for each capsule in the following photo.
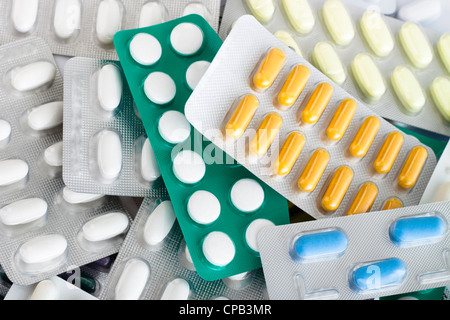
[273,132,306,176]
[382,198,403,211]
[276,65,310,109]
[349,116,381,158]
[251,48,286,92]
[249,113,283,156]
[300,83,334,125]
[373,132,404,174]
[398,146,428,189]
[346,183,378,216]
[298,149,330,193]
[326,98,357,141]
[321,166,353,212]
[223,95,259,139]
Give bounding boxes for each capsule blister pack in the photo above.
[0,37,133,285]
[62,57,167,198]
[257,201,450,300]
[218,0,450,138]
[0,0,221,60]
[99,197,268,300]
[114,15,289,281]
[185,15,437,220]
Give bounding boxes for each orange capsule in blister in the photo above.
[349,116,381,158]
[276,65,310,109]
[373,132,404,174]
[273,132,306,176]
[298,149,330,193]
[398,146,428,189]
[321,166,354,212]
[382,198,403,211]
[249,113,283,156]
[346,182,378,216]
[251,48,286,92]
[326,98,357,141]
[301,82,334,125]
[224,94,259,139]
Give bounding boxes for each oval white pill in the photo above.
[397,0,441,24]
[226,271,250,281]
[11,61,57,92]
[202,231,235,267]
[0,120,11,143]
[143,200,176,246]
[230,179,265,213]
[322,0,355,46]
[187,190,221,225]
[172,150,206,184]
[96,130,122,181]
[170,23,204,56]
[29,280,59,300]
[96,0,122,45]
[114,259,150,300]
[97,64,123,113]
[158,111,191,144]
[19,234,67,264]
[11,0,39,33]
[0,198,47,226]
[160,278,190,300]
[129,33,162,66]
[139,1,168,28]
[82,212,129,242]
[62,187,105,205]
[183,3,213,25]
[53,0,81,40]
[44,141,63,167]
[27,101,63,131]
[0,159,29,187]
[186,60,210,90]
[144,72,176,105]
[245,219,275,252]
[141,138,161,182]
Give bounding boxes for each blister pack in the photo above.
[219,0,450,138]
[0,265,12,300]
[114,15,289,281]
[99,197,268,300]
[185,15,437,220]
[257,201,450,300]
[0,0,221,60]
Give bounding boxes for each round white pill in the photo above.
[29,280,59,300]
[19,234,68,265]
[44,141,63,167]
[158,111,191,144]
[62,187,105,205]
[114,258,150,300]
[245,219,275,252]
[172,150,206,184]
[187,190,220,225]
[82,212,129,242]
[186,60,210,90]
[160,278,190,300]
[129,33,162,66]
[144,72,176,105]
[202,231,235,267]
[0,119,11,143]
[27,101,63,131]
[230,179,265,213]
[97,64,123,113]
[170,23,204,56]
[0,198,47,226]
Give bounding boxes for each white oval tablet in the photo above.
[245,219,275,252]
[187,190,220,225]
[170,23,204,56]
[226,271,250,281]
[97,64,123,113]
[160,278,190,300]
[143,200,176,246]
[11,61,57,92]
[114,259,150,300]
[19,234,68,264]
[62,187,105,205]
[28,101,63,131]
[0,198,47,226]
[129,33,162,66]
[96,130,122,181]
[29,280,59,300]
[202,231,235,267]
[96,0,122,45]
[186,61,210,90]
[144,72,176,105]
[11,0,39,33]
[82,212,129,242]
[230,179,265,213]
[44,141,63,167]
[53,0,81,40]
[0,120,11,143]
[0,159,29,187]
[141,138,161,182]
[172,150,206,184]
[183,3,213,25]
[139,1,168,27]
[158,111,191,144]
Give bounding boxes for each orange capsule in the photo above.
[273,132,306,176]
[346,182,378,216]
[249,113,283,156]
[298,149,330,193]
[301,82,334,125]
[398,146,428,189]
[382,198,403,210]
[321,166,353,212]
[224,95,259,139]
[276,65,310,109]
[251,48,286,92]
[326,98,357,141]
[373,132,404,174]
[349,116,381,158]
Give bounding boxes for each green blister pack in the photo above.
[114,14,289,281]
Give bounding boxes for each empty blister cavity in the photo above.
[183,2,213,26]
[170,22,204,56]
[281,0,315,34]
[137,137,161,183]
[11,0,39,34]
[29,279,59,300]
[397,146,428,190]
[187,191,221,225]
[321,0,355,47]
[186,60,211,90]
[311,42,346,85]
[95,0,123,48]
[144,72,176,105]
[359,10,394,57]
[0,159,29,188]
[245,0,275,23]
[96,64,123,115]
[139,1,169,28]
[202,231,235,267]
[437,34,450,74]
[129,33,162,66]
[351,54,386,101]
[158,111,191,144]
[160,278,191,300]
[230,179,265,213]
[398,22,433,69]
[24,101,63,134]
[172,150,205,184]
[390,66,426,114]
[114,258,150,300]
[250,48,286,93]
[0,198,47,233]
[142,200,176,248]
[90,129,123,184]
[430,77,450,123]
[0,119,12,147]
[274,65,310,110]
[10,61,56,92]
[245,219,274,253]
[53,0,81,41]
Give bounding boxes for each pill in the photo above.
[281,0,315,34]
[19,234,67,265]
[143,200,176,246]
[350,258,407,293]
[246,0,276,23]
[251,48,286,92]
[434,182,450,202]
[346,182,378,216]
[172,150,206,184]
[170,23,204,56]
[114,259,150,300]
[245,219,275,252]
[129,33,162,66]
[322,0,355,46]
[391,66,425,114]
[326,99,357,141]
[62,187,104,205]
[183,3,213,25]
[399,22,433,69]
[382,198,403,210]
[321,166,354,212]
[311,42,346,85]
[11,0,39,33]
[141,138,161,182]
[276,65,310,109]
[96,64,123,114]
[53,0,81,40]
[249,113,283,156]
[186,60,211,90]
[389,215,447,247]
[301,83,334,125]
[274,30,303,57]
[0,120,11,144]
[44,141,63,167]
[0,198,47,226]
[11,61,57,92]
[158,111,191,144]
[230,179,265,212]
[373,132,404,174]
[273,132,306,176]
[82,212,129,242]
[397,0,442,24]
[430,77,450,123]
[187,190,221,225]
[298,149,330,193]
[291,229,348,262]
[144,72,176,105]
[139,1,167,28]
[360,10,394,57]
[223,94,259,140]
[96,130,122,181]
[29,280,59,300]
[96,0,122,46]
[351,54,386,101]
[0,159,29,187]
[398,146,428,189]
[437,35,450,74]
[160,278,190,300]
[202,231,235,267]
[349,116,381,158]
[27,101,64,132]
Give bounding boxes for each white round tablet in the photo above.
[158,111,191,144]
[172,150,206,184]
[245,219,275,252]
[230,179,265,213]
[144,72,176,105]
[186,60,210,90]
[170,22,204,56]
[202,231,235,267]
[187,190,220,225]
[129,33,162,66]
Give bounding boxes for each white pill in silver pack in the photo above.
[0,198,47,226]
[82,212,129,242]
[10,61,56,92]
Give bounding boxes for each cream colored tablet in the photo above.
[437,34,450,74]
[391,66,425,114]
[246,0,276,23]
[274,30,303,57]
[351,54,386,101]
[430,77,450,123]
[360,10,394,57]
[311,42,346,85]
[321,0,355,46]
[399,22,433,69]
[281,0,315,34]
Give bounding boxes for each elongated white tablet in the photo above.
[96,0,122,45]
[245,219,275,252]
[230,179,265,213]
[63,187,104,205]
[141,138,161,182]
[397,0,441,24]
[202,231,235,267]
[360,10,394,57]
[29,280,59,300]
[0,198,47,226]
[28,101,63,131]
[186,61,211,90]
[0,120,11,143]
[158,111,191,144]
[183,3,213,25]
[11,61,57,92]
[143,200,176,246]
[281,0,315,34]
[399,22,433,69]
[139,1,168,28]
[172,150,206,184]
[144,72,176,105]
[11,0,39,33]
[44,141,63,167]
[187,190,221,225]
[312,42,346,85]
[96,130,122,181]
[19,234,67,264]
[82,212,129,242]
[160,278,190,300]
[322,0,355,46]
[170,23,204,56]
[129,33,162,66]
[97,64,122,112]
[0,159,28,187]
[114,259,150,300]
[53,0,81,40]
